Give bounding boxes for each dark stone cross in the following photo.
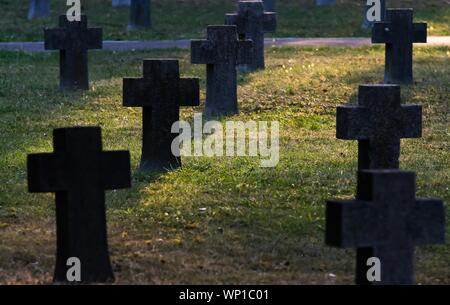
[129,0,151,29]
[191,25,253,117]
[372,9,427,84]
[28,0,50,20]
[27,127,131,283]
[336,84,422,170]
[362,0,386,29]
[44,15,103,91]
[123,59,199,171]
[326,170,445,284]
[226,1,276,70]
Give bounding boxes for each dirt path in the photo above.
[0,36,449,52]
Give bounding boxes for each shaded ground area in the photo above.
[0,46,448,284]
[0,0,449,42]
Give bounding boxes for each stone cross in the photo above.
[226,1,276,70]
[262,0,275,11]
[27,127,131,283]
[316,0,336,5]
[28,0,50,20]
[372,9,427,84]
[362,0,386,29]
[326,170,445,284]
[191,26,253,117]
[44,15,103,91]
[123,59,199,171]
[112,0,130,7]
[129,0,151,29]
[336,84,422,170]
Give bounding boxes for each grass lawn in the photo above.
[1,0,450,42]
[0,45,448,284]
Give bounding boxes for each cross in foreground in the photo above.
[326,170,445,284]
[27,127,131,283]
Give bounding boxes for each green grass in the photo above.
[1,0,449,42]
[0,45,449,284]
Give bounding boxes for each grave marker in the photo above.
[336,84,422,170]
[372,9,427,84]
[27,127,131,283]
[28,0,50,20]
[123,59,199,171]
[263,0,275,12]
[326,170,445,284]
[44,15,102,91]
[226,1,276,70]
[129,0,151,29]
[191,26,253,117]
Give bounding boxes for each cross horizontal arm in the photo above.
[411,199,445,245]
[191,40,217,64]
[336,106,371,140]
[225,13,238,27]
[101,151,131,190]
[398,105,422,138]
[263,12,277,33]
[413,23,427,43]
[27,153,67,192]
[179,78,200,107]
[326,200,383,248]
[44,28,67,50]
[372,22,392,44]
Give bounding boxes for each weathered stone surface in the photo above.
[27,127,131,283]
[112,0,130,7]
[123,59,199,171]
[326,170,445,284]
[262,0,275,11]
[226,1,276,70]
[129,0,151,29]
[336,84,422,170]
[362,0,386,29]
[191,26,253,117]
[28,0,50,20]
[44,15,103,91]
[316,0,336,5]
[372,9,427,84]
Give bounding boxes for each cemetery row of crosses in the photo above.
[25,1,445,284]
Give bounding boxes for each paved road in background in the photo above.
[0,37,449,52]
